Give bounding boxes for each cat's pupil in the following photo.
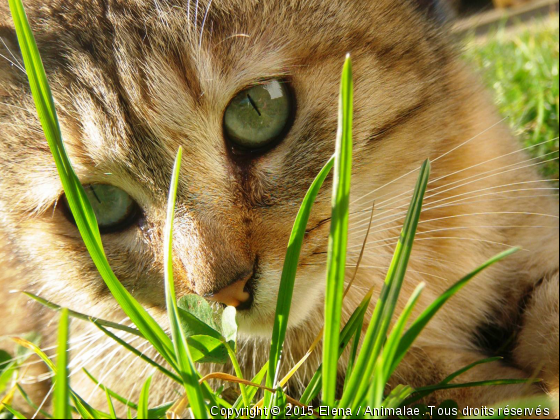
[61,184,140,233]
[223,79,293,150]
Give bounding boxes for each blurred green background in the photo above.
[462,14,559,180]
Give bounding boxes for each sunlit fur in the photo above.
[0,0,558,415]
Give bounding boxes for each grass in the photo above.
[463,15,560,180]
[0,2,556,419]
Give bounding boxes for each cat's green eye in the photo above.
[61,184,140,233]
[224,79,294,150]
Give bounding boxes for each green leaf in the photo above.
[0,351,14,394]
[187,335,228,364]
[137,376,152,420]
[54,309,70,420]
[177,307,223,341]
[369,283,425,408]
[178,295,219,332]
[323,53,353,407]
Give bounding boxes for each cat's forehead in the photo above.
[8,0,443,201]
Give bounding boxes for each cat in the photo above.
[0,0,558,416]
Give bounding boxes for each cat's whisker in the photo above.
[86,340,152,402]
[428,138,559,193]
[0,329,101,371]
[432,118,509,164]
[349,150,559,229]
[125,362,155,406]
[349,235,529,254]
[350,118,509,207]
[69,333,142,379]
[349,139,558,225]
[32,381,54,420]
[349,211,558,249]
[349,185,559,234]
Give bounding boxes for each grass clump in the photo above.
[463,15,559,180]
[0,1,552,419]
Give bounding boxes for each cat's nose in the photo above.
[206,270,253,308]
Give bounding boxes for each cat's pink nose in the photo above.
[206,271,253,308]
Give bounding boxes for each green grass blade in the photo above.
[15,384,53,419]
[442,357,504,385]
[164,147,208,418]
[300,287,373,406]
[1,405,27,419]
[7,0,177,372]
[402,379,540,407]
[389,247,519,377]
[231,364,268,409]
[223,342,249,408]
[25,292,142,338]
[105,389,117,420]
[370,283,425,408]
[137,376,152,420]
[338,159,430,413]
[83,369,138,410]
[54,308,71,419]
[264,155,334,407]
[322,54,353,407]
[343,303,365,394]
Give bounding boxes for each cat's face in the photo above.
[0,0,450,335]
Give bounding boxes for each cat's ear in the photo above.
[413,0,457,23]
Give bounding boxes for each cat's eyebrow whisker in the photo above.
[350,137,558,221]
[215,33,251,46]
[349,184,559,233]
[198,0,214,49]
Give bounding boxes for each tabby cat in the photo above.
[0,0,558,415]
